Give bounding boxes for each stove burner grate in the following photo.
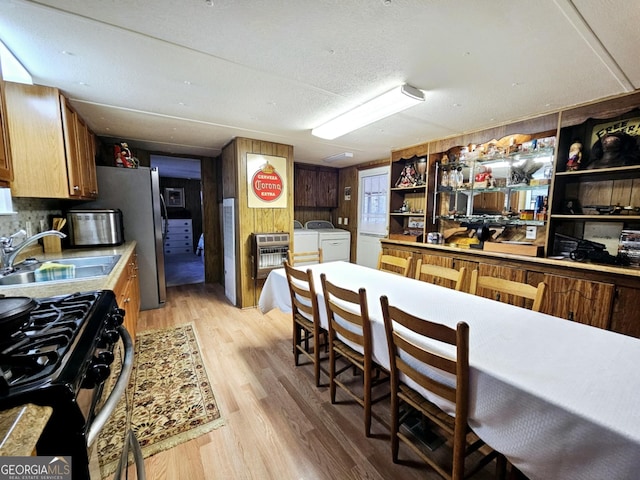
[0,291,104,390]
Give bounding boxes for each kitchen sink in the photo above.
[0,255,121,286]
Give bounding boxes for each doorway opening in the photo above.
[151,155,204,287]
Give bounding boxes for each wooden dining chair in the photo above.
[284,261,327,387]
[377,252,413,277]
[415,259,467,292]
[320,273,388,437]
[380,295,501,480]
[288,248,323,266]
[469,269,547,312]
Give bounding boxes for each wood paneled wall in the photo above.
[201,156,222,284]
[222,137,294,308]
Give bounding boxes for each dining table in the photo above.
[258,261,640,480]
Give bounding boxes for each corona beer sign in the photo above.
[247,154,288,208]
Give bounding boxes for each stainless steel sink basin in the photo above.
[0,255,121,286]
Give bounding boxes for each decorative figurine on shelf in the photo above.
[400,200,409,213]
[114,141,138,168]
[395,163,417,187]
[415,158,427,185]
[566,141,582,171]
[474,165,492,188]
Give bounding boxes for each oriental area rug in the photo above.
[97,324,224,478]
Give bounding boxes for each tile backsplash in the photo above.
[0,198,63,238]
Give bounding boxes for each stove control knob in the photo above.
[101,329,120,345]
[107,308,125,327]
[82,363,111,388]
[96,350,115,365]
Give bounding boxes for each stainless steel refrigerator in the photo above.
[85,166,166,310]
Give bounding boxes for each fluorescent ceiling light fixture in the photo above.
[0,40,32,84]
[312,84,424,140]
[323,152,354,163]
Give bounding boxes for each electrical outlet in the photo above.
[337,217,342,224]
[344,217,348,226]
[526,226,537,240]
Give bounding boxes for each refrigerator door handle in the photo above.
[160,193,169,241]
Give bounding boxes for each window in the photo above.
[359,172,388,235]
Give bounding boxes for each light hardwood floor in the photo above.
[135,283,503,479]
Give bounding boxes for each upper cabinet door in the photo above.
[294,166,317,207]
[4,82,97,199]
[0,76,13,184]
[4,82,71,198]
[60,96,83,198]
[316,169,338,207]
[74,114,98,198]
[294,164,338,208]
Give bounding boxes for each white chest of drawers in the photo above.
[164,218,193,255]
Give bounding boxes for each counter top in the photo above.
[381,238,640,279]
[0,242,137,298]
[0,404,52,456]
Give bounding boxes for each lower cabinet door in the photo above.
[542,274,615,329]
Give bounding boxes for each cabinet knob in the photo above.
[73,185,80,191]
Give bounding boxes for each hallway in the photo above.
[164,252,204,287]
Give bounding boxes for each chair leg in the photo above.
[313,331,321,387]
[329,344,337,404]
[496,454,508,480]
[364,367,372,437]
[390,384,399,462]
[293,322,300,366]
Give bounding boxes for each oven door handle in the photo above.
[86,326,134,447]
[113,429,146,480]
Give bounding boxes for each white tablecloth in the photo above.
[259,261,640,480]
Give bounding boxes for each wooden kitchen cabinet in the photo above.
[114,250,140,341]
[0,75,13,184]
[541,274,615,329]
[75,115,98,198]
[3,82,98,199]
[381,240,638,336]
[294,164,338,207]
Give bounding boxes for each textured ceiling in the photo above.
[0,0,638,179]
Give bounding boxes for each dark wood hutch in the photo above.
[382,91,640,339]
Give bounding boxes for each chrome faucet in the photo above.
[0,229,67,274]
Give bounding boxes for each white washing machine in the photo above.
[292,220,320,265]
[305,220,351,263]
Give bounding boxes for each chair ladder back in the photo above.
[470,269,546,312]
[388,305,461,403]
[322,275,370,348]
[415,259,467,292]
[288,248,323,266]
[377,252,413,277]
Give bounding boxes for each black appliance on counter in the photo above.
[0,290,141,479]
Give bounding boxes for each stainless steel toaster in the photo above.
[66,209,124,246]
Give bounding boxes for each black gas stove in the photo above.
[0,290,127,479]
